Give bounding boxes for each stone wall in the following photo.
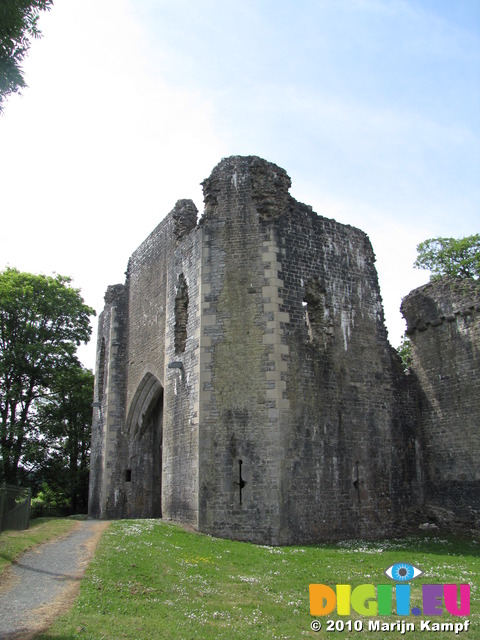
[197,157,294,543]
[88,283,128,519]
[89,155,478,542]
[162,205,202,525]
[195,156,420,544]
[401,277,480,528]
[89,200,202,522]
[272,194,420,543]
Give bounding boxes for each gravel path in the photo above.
[0,520,108,640]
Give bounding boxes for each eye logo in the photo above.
[384,563,423,582]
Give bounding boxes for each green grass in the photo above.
[38,520,479,640]
[0,517,78,576]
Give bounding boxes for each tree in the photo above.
[414,234,480,280]
[397,334,412,372]
[0,0,53,114]
[0,268,95,486]
[37,365,94,512]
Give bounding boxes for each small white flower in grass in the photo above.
[238,575,259,583]
[259,544,284,553]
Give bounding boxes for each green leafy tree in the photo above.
[0,268,94,486]
[0,0,53,114]
[37,365,94,512]
[397,334,412,372]
[414,234,480,280]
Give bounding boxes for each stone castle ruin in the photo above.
[89,156,479,544]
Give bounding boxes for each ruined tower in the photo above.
[89,156,448,544]
[401,277,480,529]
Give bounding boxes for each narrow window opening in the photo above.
[174,273,189,354]
[303,281,325,342]
[303,278,332,346]
[125,469,132,482]
[353,461,362,504]
[234,459,246,505]
[98,339,106,398]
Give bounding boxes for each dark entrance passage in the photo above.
[125,373,164,518]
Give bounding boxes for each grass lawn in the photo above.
[0,517,78,577]
[38,520,478,639]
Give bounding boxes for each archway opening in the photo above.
[125,373,164,518]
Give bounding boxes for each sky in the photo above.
[0,0,479,370]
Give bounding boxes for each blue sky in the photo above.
[0,0,478,369]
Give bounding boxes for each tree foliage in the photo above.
[397,334,412,372]
[0,0,53,114]
[36,365,94,512]
[0,268,94,491]
[414,234,480,280]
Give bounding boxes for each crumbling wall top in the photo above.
[401,276,480,334]
[104,283,126,305]
[201,155,292,221]
[172,199,198,244]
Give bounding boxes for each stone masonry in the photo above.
[401,278,480,528]
[88,156,479,543]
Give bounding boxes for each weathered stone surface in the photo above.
[172,199,198,244]
[401,277,480,529]
[88,156,478,542]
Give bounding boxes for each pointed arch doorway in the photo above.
[125,372,164,518]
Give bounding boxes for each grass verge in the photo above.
[38,520,478,639]
[0,517,78,577]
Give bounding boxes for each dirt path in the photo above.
[0,520,109,640]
